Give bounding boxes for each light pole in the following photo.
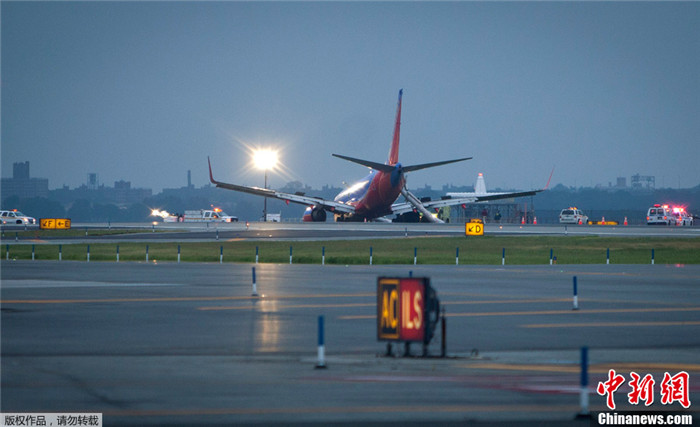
[263,168,268,222]
[253,149,278,222]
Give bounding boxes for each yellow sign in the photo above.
[377,278,400,340]
[40,218,72,230]
[465,219,484,236]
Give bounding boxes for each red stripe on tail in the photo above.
[387,89,402,166]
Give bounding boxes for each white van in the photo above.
[646,204,672,225]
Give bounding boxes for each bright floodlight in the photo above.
[253,149,278,171]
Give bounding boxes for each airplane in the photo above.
[208,90,545,223]
[444,172,552,201]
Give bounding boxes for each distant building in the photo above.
[616,177,627,188]
[87,173,99,190]
[1,161,49,199]
[631,174,655,190]
[113,180,151,206]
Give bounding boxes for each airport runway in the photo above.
[2,260,699,425]
[5,221,699,245]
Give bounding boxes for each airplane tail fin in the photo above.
[544,166,555,190]
[387,89,402,166]
[475,173,487,195]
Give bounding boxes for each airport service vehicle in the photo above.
[559,207,588,224]
[209,90,545,223]
[0,209,36,225]
[646,204,673,225]
[671,207,694,226]
[156,209,237,223]
[182,209,237,223]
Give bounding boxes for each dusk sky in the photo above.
[3,2,699,193]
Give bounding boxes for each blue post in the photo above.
[255,246,259,264]
[456,247,459,265]
[5,244,9,260]
[573,276,579,310]
[651,248,655,265]
[414,247,417,265]
[216,229,219,241]
[32,244,35,261]
[220,246,223,264]
[178,244,181,263]
[322,246,325,265]
[550,248,553,266]
[59,244,62,261]
[251,266,258,296]
[289,246,293,264]
[146,245,149,262]
[409,270,413,278]
[502,248,506,266]
[87,245,90,262]
[579,346,589,415]
[606,248,610,265]
[316,315,326,368]
[370,246,373,265]
[116,245,120,262]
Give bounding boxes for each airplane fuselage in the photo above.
[332,168,406,221]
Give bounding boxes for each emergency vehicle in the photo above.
[671,207,694,226]
[646,204,673,225]
[182,209,237,223]
[559,207,588,224]
[0,209,36,225]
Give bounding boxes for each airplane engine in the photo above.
[311,207,327,222]
[303,206,327,222]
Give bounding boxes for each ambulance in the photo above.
[646,204,673,225]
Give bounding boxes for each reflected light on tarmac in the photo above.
[250,266,283,353]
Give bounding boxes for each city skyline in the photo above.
[3,2,699,193]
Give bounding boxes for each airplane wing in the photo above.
[391,189,544,217]
[396,187,445,223]
[392,168,553,219]
[207,157,356,214]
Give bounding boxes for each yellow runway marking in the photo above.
[339,306,700,320]
[522,320,700,328]
[103,403,581,418]
[1,293,374,305]
[444,298,571,305]
[199,303,374,311]
[447,306,700,317]
[463,363,700,374]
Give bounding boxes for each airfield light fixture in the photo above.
[253,149,278,172]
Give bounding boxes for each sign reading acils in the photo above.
[377,277,440,345]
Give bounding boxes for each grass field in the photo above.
[4,235,699,265]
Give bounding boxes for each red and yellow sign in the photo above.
[377,277,436,343]
[40,218,71,230]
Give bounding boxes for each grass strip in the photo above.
[4,236,699,265]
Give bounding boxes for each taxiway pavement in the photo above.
[2,261,699,425]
